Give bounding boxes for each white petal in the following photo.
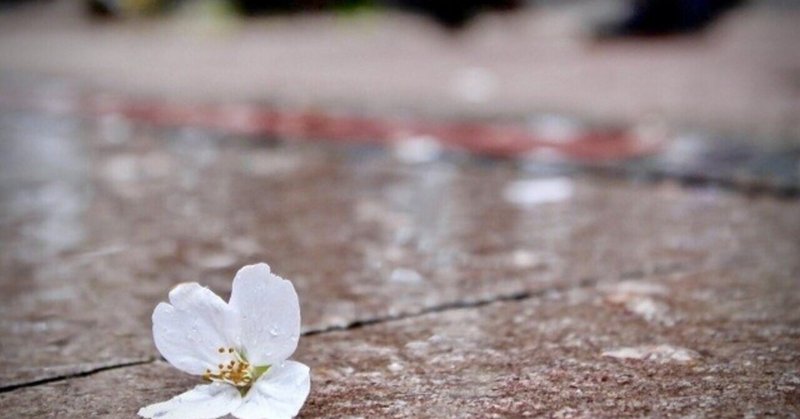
[232,361,311,419]
[153,283,240,375]
[229,263,301,366]
[138,383,242,419]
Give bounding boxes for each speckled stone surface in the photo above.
[298,261,800,417]
[2,111,798,389]
[2,261,798,417]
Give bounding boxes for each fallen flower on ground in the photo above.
[139,263,310,419]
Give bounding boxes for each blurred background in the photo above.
[1,0,800,416]
[1,0,798,140]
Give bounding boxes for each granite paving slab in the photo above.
[1,111,798,390]
[2,254,797,417]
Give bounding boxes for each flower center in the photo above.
[202,347,269,392]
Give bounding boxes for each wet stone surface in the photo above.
[2,260,798,417]
[609,133,800,194]
[0,110,799,416]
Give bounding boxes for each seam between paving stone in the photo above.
[0,358,157,394]
[583,166,800,199]
[0,261,691,394]
[302,261,690,337]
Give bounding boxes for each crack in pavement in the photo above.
[0,358,157,394]
[0,262,691,393]
[301,261,690,336]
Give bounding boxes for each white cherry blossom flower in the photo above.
[138,263,310,419]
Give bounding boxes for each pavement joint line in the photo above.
[300,261,691,337]
[0,358,158,394]
[582,166,800,199]
[0,262,691,393]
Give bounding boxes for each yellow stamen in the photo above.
[203,346,267,390]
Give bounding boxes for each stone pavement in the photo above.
[1,2,800,417]
[0,105,798,416]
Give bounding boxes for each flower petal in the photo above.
[232,361,311,419]
[137,383,242,419]
[153,283,240,375]
[228,263,301,366]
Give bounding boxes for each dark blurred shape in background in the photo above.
[597,0,745,37]
[80,0,746,32]
[390,0,521,28]
[83,0,523,27]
